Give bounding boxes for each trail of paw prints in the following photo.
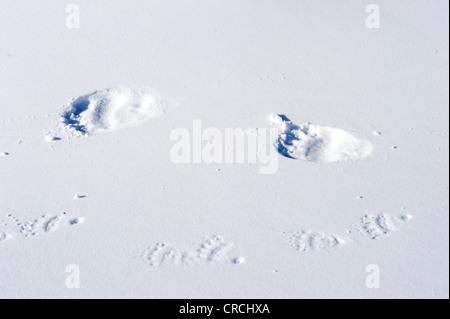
[284,230,344,252]
[354,213,412,240]
[284,213,413,253]
[142,234,244,267]
[0,213,84,242]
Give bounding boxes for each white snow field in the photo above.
[0,0,448,299]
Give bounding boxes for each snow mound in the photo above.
[270,113,372,163]
[61,88,165,136]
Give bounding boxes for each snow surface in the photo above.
[0,0,449,299]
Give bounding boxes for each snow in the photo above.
[0,0,448,299]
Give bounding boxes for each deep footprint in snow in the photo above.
[285,230,344,252]
[270,113,372,162]
[356,213,412,240]
[60,88,165,136]
[142,235,244,267]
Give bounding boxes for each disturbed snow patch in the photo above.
[355,213,412,240]
[142,234,245,267]
[60,88,165,136]
[284,230,344,252]
[0,213,84,241]
[270,113,372,162]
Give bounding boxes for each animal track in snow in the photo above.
[142,235,244,267]
[284,230,344,252]
[15,215,61,237]
[60,88,165,136]
[45,134,61,142]
[356,213,411,239]
[195,234,244,265]
[0,232,11,243]
[270,113,372,162]
[1,213,84,240]
[142,243,192,267]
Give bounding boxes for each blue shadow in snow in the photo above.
[275,114,305,160]
[62,96,91,134]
